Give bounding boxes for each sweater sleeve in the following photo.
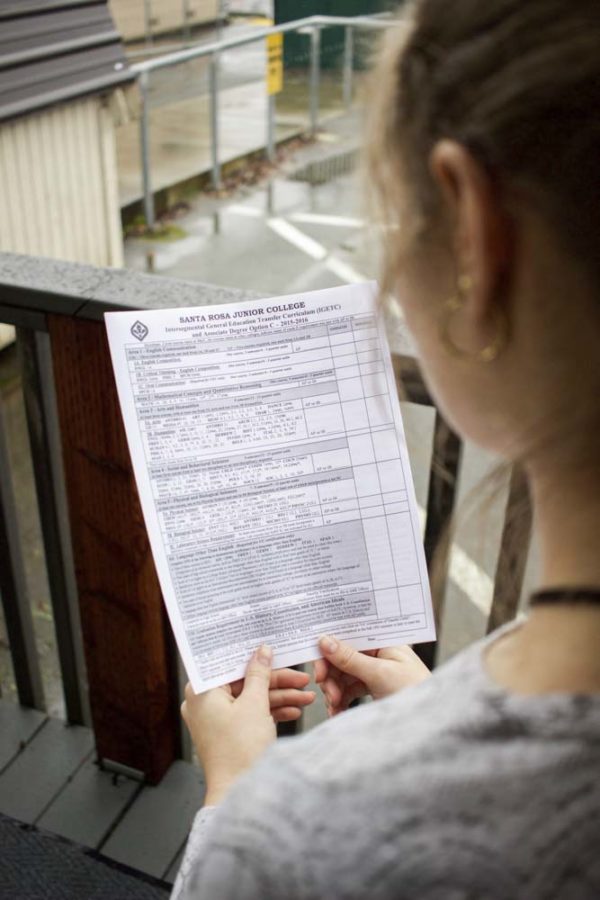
[170,806,217,900]
[169,799,277,900]
[167,739,316,900]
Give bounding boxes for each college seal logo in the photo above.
[130,321,149,342]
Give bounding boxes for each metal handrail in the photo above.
[129,14,405,229]
[130,15,394,75]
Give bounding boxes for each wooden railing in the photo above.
[0,252,531,783]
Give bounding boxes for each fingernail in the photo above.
[257,643,272,665]
[319,634,338,654]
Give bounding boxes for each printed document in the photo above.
[105,283,435,692]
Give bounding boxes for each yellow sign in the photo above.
[266,33,283,95]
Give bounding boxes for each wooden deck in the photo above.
[0,699,205,884]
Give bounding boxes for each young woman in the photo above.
[172,1,600,896]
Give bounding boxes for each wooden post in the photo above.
[17,328,89,725]
[487,466,532,633]
[418,414,462,669]
[391,355,462,670]
[0,400,45,710]
[48,314,179,784]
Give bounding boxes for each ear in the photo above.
[429,140,513,322]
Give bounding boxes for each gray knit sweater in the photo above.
[171,628,600,899]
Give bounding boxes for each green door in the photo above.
[275,1,397,70]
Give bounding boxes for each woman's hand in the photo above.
[181,646,315,806]
[314,635,430,716]
[229,663,315,724]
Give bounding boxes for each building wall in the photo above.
[0,96,123,347]
[0,96,123,268]
[228,1,272,15]
[109,0,219,42]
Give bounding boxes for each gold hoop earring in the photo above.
[440,275,508,363]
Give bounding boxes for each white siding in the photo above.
[228,1,272,15]
[0,97,123,268]
[109,1,219,43]
[0,324,13,347]
[0,96,123,347]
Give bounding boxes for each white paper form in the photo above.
[105,283,435,692]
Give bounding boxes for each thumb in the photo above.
[241,644,273,710]
[319,635,378,684]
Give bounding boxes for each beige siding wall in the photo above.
[109,0,219,42]
[0,96,123,347]
[0,96,123,268]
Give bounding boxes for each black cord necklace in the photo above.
[529,588,600,607]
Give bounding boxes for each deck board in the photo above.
[0,716,93,823]
[37,755,142,848]
[164,845,186,885]
[100,759,205,879]
[0,702,205,882]
[0,699,47,774]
